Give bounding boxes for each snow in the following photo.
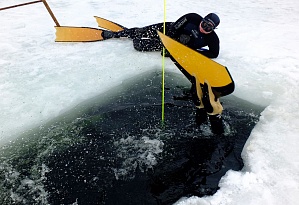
[1,0,299,204]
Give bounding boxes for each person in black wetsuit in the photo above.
[102,13,220,58]
[102,13,224,134]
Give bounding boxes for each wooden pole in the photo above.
[0,0,42,11]
[41,0,60,27]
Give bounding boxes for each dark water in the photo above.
[0,71,264,205]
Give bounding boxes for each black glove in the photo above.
[179,34,191,45]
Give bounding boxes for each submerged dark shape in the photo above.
[0,70,264,205]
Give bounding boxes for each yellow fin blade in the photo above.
[55,26,104,42]
[94,16,125,32]
[157,31,234,96]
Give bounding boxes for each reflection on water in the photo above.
[0,71,264,204]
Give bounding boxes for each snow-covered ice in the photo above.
[1,0,299,204]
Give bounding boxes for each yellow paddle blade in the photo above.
[94,16,125,32]
[55,26,104,42]
[157,31,233,88]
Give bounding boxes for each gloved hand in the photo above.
[201,80,223,115]
[179,34,191,45]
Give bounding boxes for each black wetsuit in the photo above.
[115,13,220,59]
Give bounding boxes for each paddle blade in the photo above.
[94,16,125,32]
[157,31,234,97]
[55,26,104,42]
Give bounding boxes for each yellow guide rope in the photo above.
[161,0,166,125]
